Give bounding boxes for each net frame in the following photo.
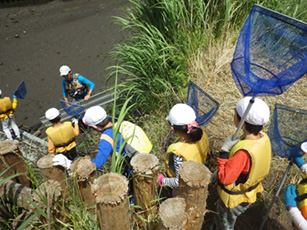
[186,80,220,127]
[231,4,307,97]
[60,100,85,119]
[268,103,307,159]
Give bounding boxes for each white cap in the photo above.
[59,65,71,76]
[301,142,307,154]
[0,89,2,95]
[82,106,107,127]
[236,97,270,126]
[45,108,60,120]
[166,103,196,126]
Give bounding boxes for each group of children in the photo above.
[0,65,305,229]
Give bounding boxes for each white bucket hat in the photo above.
[236,97,270,126]
[166,103,196,126]
[59,65,71,76]
[301,142,307,154]
[45,108,60,121]
[82,106,107,127]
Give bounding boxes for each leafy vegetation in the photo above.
[1,0,307,229]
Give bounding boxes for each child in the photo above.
[0,89,21,140]
[211,96,271,229]
[158,103,209,190]
[45,108,79,161]
[283,142,307,230]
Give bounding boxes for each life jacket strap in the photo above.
[218,181,260,195]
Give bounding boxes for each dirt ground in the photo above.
[0,0,128,130]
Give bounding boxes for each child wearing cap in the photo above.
[158,103,209,192]
[283,142,307,230]
[0,89,21,140]
[45,108,79,161]
[59,65,95,103]
[210,97,272,230]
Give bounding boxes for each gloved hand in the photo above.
[283,184,297,210]
[13,94,17,100]
[293,157,306,168]
[72,118,79,125]
[158,173,165,187]
[221,134,239,153]
[52,154,72,170]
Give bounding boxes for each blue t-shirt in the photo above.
[91,128,126,169]
[61,74,95,97]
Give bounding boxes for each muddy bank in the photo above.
[0,0,129,130]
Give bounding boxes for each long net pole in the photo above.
[232,96,256,140]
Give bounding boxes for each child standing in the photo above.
[0,89,21,140]
[211,96,271,229]
[45,108,79,161]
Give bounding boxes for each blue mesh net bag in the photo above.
[14,81,27,99]
[231,5,307,97]
[268,104,307,159]
[186,80,220,127]
[60,100,85,119]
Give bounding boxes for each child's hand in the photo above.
[158,173,165,187]
[283,184,297,210]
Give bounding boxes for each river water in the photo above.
[0,0,128,132]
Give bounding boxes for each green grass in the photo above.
[2,0,307,228]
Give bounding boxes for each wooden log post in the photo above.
[91,173,130,230]
[0,140,31,187]
[0,178,35,229]
[178,161,211,230]
[130,153,159,213]
[0,177,32,219]
[31,179,66,225]
[159,197,188,230]
[37,155,68,190]
[70,156,96,208]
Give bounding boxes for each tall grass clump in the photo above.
[107,0,217,115]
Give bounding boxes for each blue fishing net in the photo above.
[268,104,307,159]
[60,100,84,119]
[231,5,307,97]
[14,81,27,99]
[186,80,220,127]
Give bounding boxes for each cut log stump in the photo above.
[0,178,34,229]
[37,155,68,191]
[70,156,96,208]
[178,161,212,230]
[91,173,130,230]
[130,153,159,213]
[0,140,31,187]
[31,179,66,225]
[159,197,188,230]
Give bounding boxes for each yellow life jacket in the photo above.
[296,174,307,210]
[293,174,307,229]
[165,130,209,177]
[217,132,271,208]
[0,97,12,114]
[64,74,88,98]
[46,121,76,153]
[114,121,152,154]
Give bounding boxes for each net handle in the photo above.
[232,96,256,140]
